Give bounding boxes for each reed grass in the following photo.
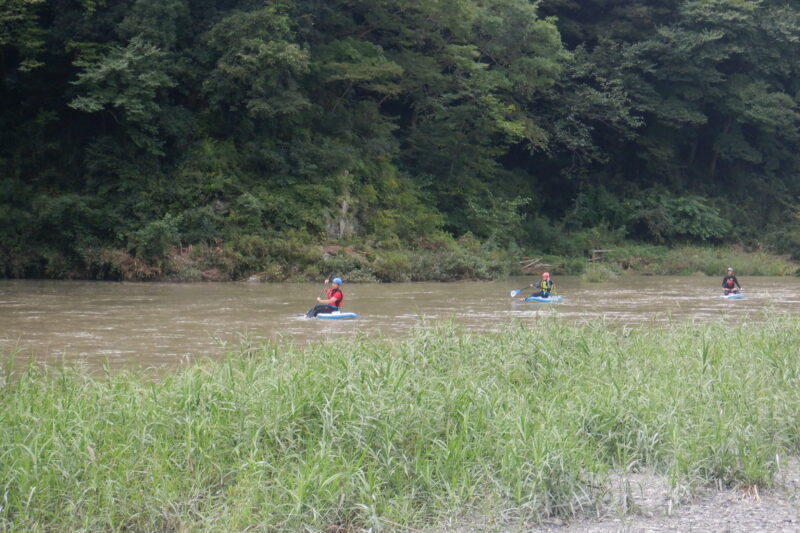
[606,245,796,276]
[580,263,621,282]
[2,318,800,531]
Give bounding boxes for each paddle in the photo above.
[510,284,533,298]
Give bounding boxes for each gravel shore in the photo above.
[444,459,800,533]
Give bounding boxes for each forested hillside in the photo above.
[2,0,799,281]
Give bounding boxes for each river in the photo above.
[1,276,798,371]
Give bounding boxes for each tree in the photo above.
[69,35,175,155]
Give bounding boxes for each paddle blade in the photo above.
[510,289,522,297]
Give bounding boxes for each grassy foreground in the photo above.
[2,319,800,532]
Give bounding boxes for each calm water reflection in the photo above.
[1,276,797,371]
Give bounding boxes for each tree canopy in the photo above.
[2,0,799,279]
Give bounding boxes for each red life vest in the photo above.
[327,288,343,308]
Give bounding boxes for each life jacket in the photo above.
[327,288,343,308]
[537,280,551,292]
[725,277,734,288]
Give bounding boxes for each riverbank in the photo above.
[160,241,799,281]
[563,245,798,283]
[7,235,797,282]
[3,318,800,531]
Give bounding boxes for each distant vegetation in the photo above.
[2,0,800,280]
[3,319,800,530]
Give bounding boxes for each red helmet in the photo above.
[542,272,550,279]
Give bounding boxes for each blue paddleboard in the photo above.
[720,293,745,300]
[524,295,563,303]
[315,311,358,319]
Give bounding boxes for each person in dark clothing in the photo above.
[529,272,554,298]
[306,278,344,317]
[722,267,742,295]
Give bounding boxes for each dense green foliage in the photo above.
[3,319,800,530]
[2,0,800,279]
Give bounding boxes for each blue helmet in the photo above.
[332,277,343,285]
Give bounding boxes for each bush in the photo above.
[227,235,273,278]
[581,263,621,282]
[766,223,800,260]
[625,190,732,242]
[467,193,530,247]
[549,225,626,257]
[411,248,510,281]
[522,216,562,253]
[128,215,179,261]
[562,256,588,275]
[79,247,126,280]
[320,253,370,280]
[176,207,221,244]
[372,251,413,282]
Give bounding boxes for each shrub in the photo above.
[581,263,620,282]
[550,225,626,257]
[176,207,221,244]
[128,215,179,261]
[372,251,413,282]
[766,223,800,260]
[625,190,732,242]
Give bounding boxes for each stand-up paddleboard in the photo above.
[315,311,358,319]
[720,293,745,300]
[524,295,563,303]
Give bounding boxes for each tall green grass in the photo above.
[3,319,800,531]
[606,244,795,276]
[539,244,795,276]
[580,263,621,282]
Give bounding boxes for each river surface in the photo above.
[1,276,798,371]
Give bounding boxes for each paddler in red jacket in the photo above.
[722,267,742,295]
[306,278,344,317]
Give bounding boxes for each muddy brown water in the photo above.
[1,276,798,372]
